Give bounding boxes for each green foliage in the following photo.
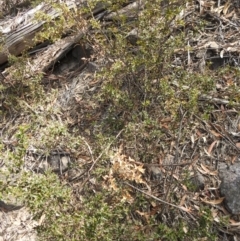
[7,171,73,240]
[157,216,217,241]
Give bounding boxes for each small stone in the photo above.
[60,156,69,172]
[147,165,162,181]
[38,160,49,172]
[126,29,139,45]
[48,155,59,172]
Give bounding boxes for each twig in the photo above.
[162,108,187,215]
[75,129,124,189]
[199,94,240,107]
[125,182,195,218]
[88,129,124,174]
[81,137,94,163]
[194,114,240,154]
[210,123,240,153]
[21,100,38,115]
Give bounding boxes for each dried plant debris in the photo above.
[0,205,38,241]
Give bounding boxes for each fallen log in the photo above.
[0,0,141,77]
[0,0,91,66]
[29,10,107,74]
[29,1,141,73]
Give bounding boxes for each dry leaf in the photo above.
[39,214,46,225]
[197,164,218,176]
[194,205,200,211]
[207,140,218,155]
[201,164,218,175]
[136,210,149,222]
[213,5,224,15]
[236,143,240,149]
[121,190,134,203]
[180,195,187,206]
[191,134,195,144]
[210,129,222,138]
[231,156,237,164]
[201,197,224,205]
[229,219,240,226]
[205,41,219,49]
[181,184,188,191]
[211,208,218,218]
[151,201,157,207]
[214,216,220,223]
[204,148,211,157]
[225,10,235,18]
[173,174,179,180]
[223,1,231,15]
[179,206,192,213]
[183,226,188,233]
[109,178,118,191]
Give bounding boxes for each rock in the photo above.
[37,155,70,174]
[38,159,49,172]
[126,28,139,45]
[219,162,240,214]
[66,168,85,181]
[146,165,162,181]
[48,155,70,173]
[60,156,69,172]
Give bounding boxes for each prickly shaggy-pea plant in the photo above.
[0,0,233,240]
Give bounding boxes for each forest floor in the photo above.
[1,0,240,240]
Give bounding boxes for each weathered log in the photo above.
[104,0,144,21]
[30,24,89,73]
[0,0,139,75]
[0,0,84,65]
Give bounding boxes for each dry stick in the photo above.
[88,129,124,174]
[161,109,187,216]
[194,114,240,154]
[125,182,195,219]
[198,94,240,107]
[81,137,94,163]
[76,129,124,188]
[144,162,193,167]
[0,115,17,139]
[210,123,240,153]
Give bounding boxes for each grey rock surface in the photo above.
[219,162,240,214]
[38,155,70,174]
[146,165,162,181]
